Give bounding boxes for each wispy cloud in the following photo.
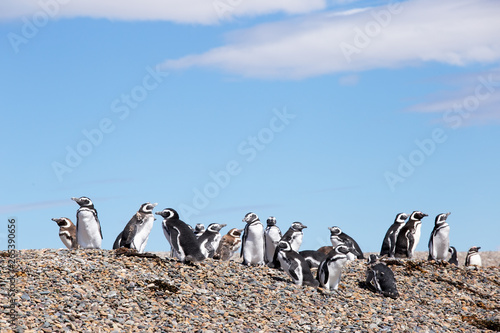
[408,67,500,126]
[0,196,118,214]
[159,0,500,79]
[0,0,326,24]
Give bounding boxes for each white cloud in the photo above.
[0,0,326,24]
[159,0,500,79]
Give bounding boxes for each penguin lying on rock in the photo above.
[365,254,399,299]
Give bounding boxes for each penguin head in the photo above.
[328,226,342,236]
[51,217,73,228]
[71,196,94,208]
[409,211,428,221]
[266,216,277,226]
[448,246,456,255]
[207,223,227,233]
[367,254,379,265]
[435,212,451,224]
[291,222,307,231]
[194,224,205,233]
[277,240,292,252]
[468,246,481,253]
[243,212,259,224]
[155,208,179,220]
[395,213,408,223]
[139,202,158,214]
[228,228,243,238]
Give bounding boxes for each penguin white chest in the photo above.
[133,216,154,253]
[243,223,264,265]
[291,233,303,252]
[469,254,482,266]
[433,225,450,259]
[59,232,73,249]
[411,223,422,254]
[77,209,101,249]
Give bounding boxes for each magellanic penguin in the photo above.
[213,228,243,261]
[365,254,399,299]
[299,250,327,269]
[328,226,364,260]
[71,196,103,249]
[156,208,205,263]
[264,216,282,265]
[113,202,158,253]
[465,246,482,267]
[269,221,307,269]
[282,221,307,252]
[394,211,428,259]
[380,213,408,258]
[51,217,78,249]
[317,244,350,291]
[240,212,265,266]
[428,212,451,261]
[448,246,458,265]
[193,224,205,238]
[198,223,227,259]
[276,241,319,287]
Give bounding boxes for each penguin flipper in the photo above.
[288,260,300,282]
[113,231,124,249]
[121,219,138,249]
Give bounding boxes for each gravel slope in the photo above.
[1,249,499,332]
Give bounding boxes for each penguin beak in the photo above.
[51,218,58,222]
[71,197,78,202]
[152,203,158,207]
[422,213,428,217]
[155,211,162,216]
[446,212,451,217]
[221,224,227,228]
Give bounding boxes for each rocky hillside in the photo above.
[1,249,499,332]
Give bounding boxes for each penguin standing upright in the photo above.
[317,244,350,291]
[465,246,482,267]
[240,212,265,266]
[276,241,319,287]
[380,213,408,258]
[283,222,307,252]
[156,208,205,263]
[394,211,428,259]
[264,216,282,265]
[71,196,102,249]
[214,228,243,261]
[365,254,399,299]
[113,202,158,253]
[198,223,227,258]
[51,217,78,249]
[428,212,451,261]
[448,246,458,265]
[269,221,307,268]
[328,226,364,260]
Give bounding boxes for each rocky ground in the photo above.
[0,249,499,332]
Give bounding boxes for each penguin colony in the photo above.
[52,199,485,297]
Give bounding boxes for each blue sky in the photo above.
[1,0,499,254]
